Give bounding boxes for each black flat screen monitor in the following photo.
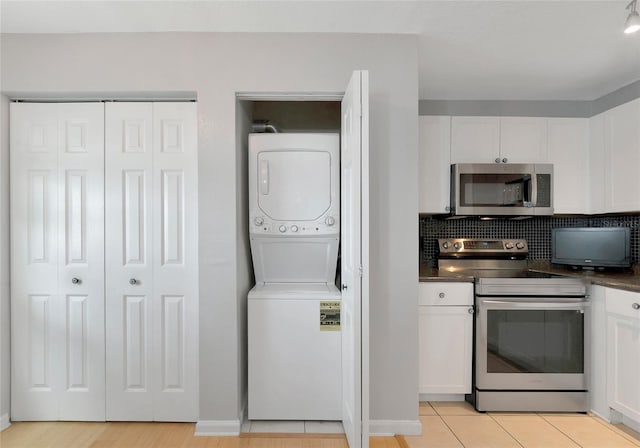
[552,227,631,269]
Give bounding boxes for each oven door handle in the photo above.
[479,300,588,310]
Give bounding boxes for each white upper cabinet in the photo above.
[451,116,500,163]
[500,117,548,163]
[547,118,588,214]
[451,116,548,164]
[418,116,450,214]
[421,98,640,215]
[604,98,640,213]
[589,113,606,215]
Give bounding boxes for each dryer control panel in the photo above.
[250,215,340,235]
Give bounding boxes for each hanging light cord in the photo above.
[624,0,640,33]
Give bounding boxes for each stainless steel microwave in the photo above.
[450,163,553,216]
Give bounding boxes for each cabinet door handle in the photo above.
[633,303,640,310]
[71,277,81,285]
[129,278,138,286]
[502,157,508,163]
[495,158,500,164]
[439,292,445,298]
[468,307,475,314]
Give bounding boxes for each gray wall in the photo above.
[419,79,640,117]
[0,94,9,421]
[0,32,419,426]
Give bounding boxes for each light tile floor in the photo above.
[244,419,344,434]
[405,401,640,448]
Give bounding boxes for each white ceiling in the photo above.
[1,0,639,100]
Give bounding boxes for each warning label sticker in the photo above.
[320,301,341,331]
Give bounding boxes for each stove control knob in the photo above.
[505,241,514,249]
[254,216,264,226]
[442,242,450,250]
[279,225,287,233]
[453,242,462,250]
[516,241,526,250]
[291,225,299,232]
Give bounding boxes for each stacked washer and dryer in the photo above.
[247,133,342,421]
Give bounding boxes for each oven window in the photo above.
[486,309,584,374]
[459,173,531,207]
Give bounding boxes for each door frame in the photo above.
[237,86,370,447]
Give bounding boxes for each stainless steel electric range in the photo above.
[438,238,589,412]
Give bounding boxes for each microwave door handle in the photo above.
[530,173,538,207]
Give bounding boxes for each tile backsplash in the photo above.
[420,215,640,266]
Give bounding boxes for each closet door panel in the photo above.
[57,103,105,420]
[152,102,198,422]
[105,102,155,421]
[11,103,60,420]
[11,103,104,421]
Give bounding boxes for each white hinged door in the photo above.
[341,70,369,448]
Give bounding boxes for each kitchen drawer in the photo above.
[606,288,640,319]
[419,282,473,306]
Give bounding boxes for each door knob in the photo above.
[342,284,348,290]
[129,278,138,286]
[71,277,81,285]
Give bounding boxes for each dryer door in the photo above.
[257,150,331,221]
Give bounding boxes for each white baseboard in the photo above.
[369,419,422,436]
[194,419,241,436]
[0,413,10,432]
[622,415,640,434]
[419,393,466,402]
[589,408,612,423]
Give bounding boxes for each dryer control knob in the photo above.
[291,225,299,232]
[279,225,287,233]
[325,216,335,226]
[254,217,264,226]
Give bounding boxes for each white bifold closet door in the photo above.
[10,102,105,421]
[105,102,199,422]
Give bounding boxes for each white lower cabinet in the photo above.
[418,282,473,395]
[606,287,640,424]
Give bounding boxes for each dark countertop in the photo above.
[420,260,640,293]
[419,264,475,283]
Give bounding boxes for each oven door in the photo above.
[476,297,588,391]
